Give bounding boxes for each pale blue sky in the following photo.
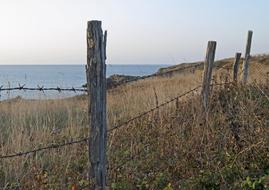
[0,0,268,64]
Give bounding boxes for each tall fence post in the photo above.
[86,20,107,190]
[233,52,241,82]
[201,41,217,111]
[242,30,253,83]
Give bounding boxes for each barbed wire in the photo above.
[0,81,235,190]
[108,82,236,172]
[0,62,233,95]
[0,85,87,93]
[108,63,203,90]
[0,87,197,159]
[107,62,236,91]
[0,65,199,94]
[0,82,234,160]
[0,85,201,160]
[108,85,202,132]
[0,137,88,159]
[108,81,234,133]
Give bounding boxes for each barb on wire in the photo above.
[37,85,45,93]
[0,137,88,159]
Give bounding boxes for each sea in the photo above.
[0,64,167,99]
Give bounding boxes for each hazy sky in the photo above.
[0,0,268,65]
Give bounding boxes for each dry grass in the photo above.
[0,56,269,189]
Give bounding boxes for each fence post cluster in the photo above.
[201,41,217,112]
[86,20,107,190]
[242,30,253,83]
[201,30,253,111]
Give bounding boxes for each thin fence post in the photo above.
[175,97,179,112]
[233,52,241,82]
[242,30,253,83]
[86,20,107,190]
[201,41,217,111]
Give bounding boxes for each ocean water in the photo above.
[0,64,167,99]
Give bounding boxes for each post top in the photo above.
[88,20,102,28]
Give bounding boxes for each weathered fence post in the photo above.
[242,30,253,83]
[233,53,241,82]
[86,20,107,190]
[201,41,217,111]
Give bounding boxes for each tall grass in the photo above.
[0,56,269,189]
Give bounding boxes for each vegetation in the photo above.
[1,55,269,189]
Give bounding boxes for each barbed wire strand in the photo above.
[0,137,88,159]
[0,86,87,92]
[108,85,202,132]
[109,81,234,132]
[0,62,232,95]
[108,63,203,90]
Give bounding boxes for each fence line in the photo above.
[0,22,258,189]
[107,63,230,91]
[0,64,235,95]
[0,82,233,160]
[0,86,200,160]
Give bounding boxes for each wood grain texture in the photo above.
[233,53,241,82]
[242,30,253,83]
[201,41,217,111]
[86,20,107,190]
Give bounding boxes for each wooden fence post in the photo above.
[233,52,241,82]
[242,30,253,83]
[86,20,107,190]
[201,41,217,111]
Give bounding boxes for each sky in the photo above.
[0,0,268,65]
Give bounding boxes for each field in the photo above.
[1,55,269,189]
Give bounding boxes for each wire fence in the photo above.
[0,56,268,189]
[0,84,202,160]
[0,60,249,95]
[0,81,233,161]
